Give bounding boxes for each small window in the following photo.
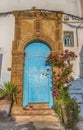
[64,31,74,47]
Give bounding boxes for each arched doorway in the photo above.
[23,41,53,108]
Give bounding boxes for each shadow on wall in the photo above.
[79,45,83,77]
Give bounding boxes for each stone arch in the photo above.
[11,10,63,107]
[18,34,57,52]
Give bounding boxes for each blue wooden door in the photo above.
[23,41,53,108]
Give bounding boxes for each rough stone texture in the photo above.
[11,9,63,107]
[12,115,59,122]
[0,116,82,130]
[0,116,66,130]
[11,107,55,115]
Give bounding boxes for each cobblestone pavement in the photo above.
[0,117,65,130]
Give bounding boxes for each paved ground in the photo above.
[76,121,83,130]
[0,116,83,130]
[0,116,65,130]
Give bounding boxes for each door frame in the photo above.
[11,10,63,107]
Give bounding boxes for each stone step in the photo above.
[12,115,59,122]
[27,103,49,109]
[12,107,55,115]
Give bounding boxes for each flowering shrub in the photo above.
[46,50,79,130]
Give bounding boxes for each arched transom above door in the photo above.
[11,9,63,106]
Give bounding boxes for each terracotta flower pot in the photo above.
[0,99,12,118]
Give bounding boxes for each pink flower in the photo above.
[55,82,59,86]
[75,54,77,58]
[53,90,58,96]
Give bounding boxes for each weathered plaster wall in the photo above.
[0,0,83,83]
[0,15,15,83]
[0,0,82,16]
[63,16,83,78]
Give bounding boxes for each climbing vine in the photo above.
[46,50,79,130]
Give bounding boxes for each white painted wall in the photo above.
[0,14,15,83]
[63,20,83,78]
[0,0,83,83]
[0,0,82,17]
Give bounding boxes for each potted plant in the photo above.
[0,81,19,118]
